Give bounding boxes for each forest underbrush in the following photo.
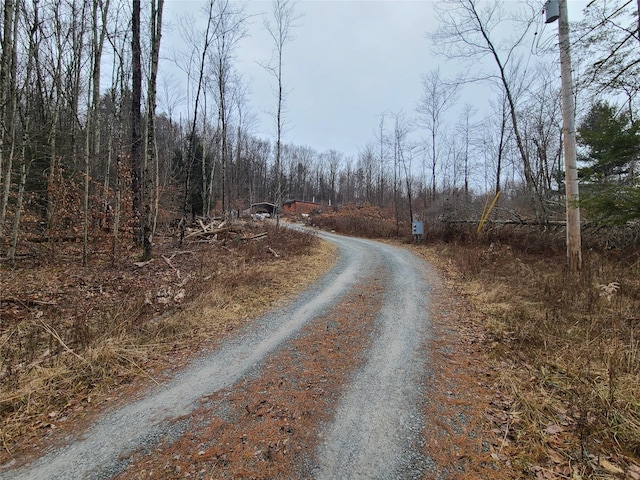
[0,220,332,465]
[422,235,640,478]
[423,228,640,477]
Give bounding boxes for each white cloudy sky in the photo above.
[161,0,588,159]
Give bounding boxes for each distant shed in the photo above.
[250,202,276,216]
[282,200,322,215]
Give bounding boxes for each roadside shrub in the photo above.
[311,203,401,238]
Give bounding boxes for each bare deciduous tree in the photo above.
[0,0,17,244]
[430,0,547,222]
[264,0,300,228]
[209,0,246,220]
[83,0,110,266]
[455,103,477,197]
[577,0,640,115]
[416,68,458,202]
[142,0,164,261]
[177,0,215,243]
[393,111,416,225]
[131,0,143,244]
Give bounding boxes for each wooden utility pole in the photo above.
[551,0,582,271]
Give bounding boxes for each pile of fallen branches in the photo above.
[182,218,269,244]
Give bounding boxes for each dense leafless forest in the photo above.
[0,0,638,263]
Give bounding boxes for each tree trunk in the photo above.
[82,0,110,266]
[142,0,164,261]
[7,0,34,261]
[69,0,87,169]
[131,0,142,244]
[180,0,214,245]
[0,0,17,243]
[219,56,228,219]
[7,158,25,263]
[83,110,90,266]
[112,156,121,266]
[110,35,126,267]
[495,97,507,195]
[466,0,546,222]
[266,0,298,229]
[201,97,208,218]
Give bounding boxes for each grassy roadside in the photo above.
[311,202,639,477]
[0,223,336,464]
[414,241,640,479]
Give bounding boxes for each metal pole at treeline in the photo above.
[545,0,582,271]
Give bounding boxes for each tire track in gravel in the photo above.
[313,239,433,479]
[0,232,434,480]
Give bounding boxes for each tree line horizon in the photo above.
[0,0,637,263]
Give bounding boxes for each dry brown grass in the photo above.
[405,249,519,479]
[0,222,335,463]
[417,240,640,478]
[310,203,403,238]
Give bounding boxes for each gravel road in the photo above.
[314,239,432,479]
[1,231,433,480]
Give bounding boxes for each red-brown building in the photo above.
[282,200,322,215]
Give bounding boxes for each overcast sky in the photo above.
[161,0,588,159]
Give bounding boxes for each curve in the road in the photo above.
[1,231,434,480]
[1,232,368,480]
[314,239,433,479]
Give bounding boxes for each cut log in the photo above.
[245,232,267,241]
[184,226,234,240]
[162,255,181,278]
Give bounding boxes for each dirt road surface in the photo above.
[1,232,437,480]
